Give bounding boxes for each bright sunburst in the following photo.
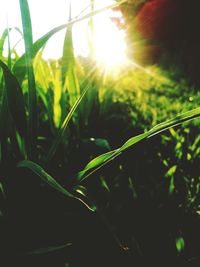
[72,0,129,71]
[0,0,129,70]
[93,10,128,69]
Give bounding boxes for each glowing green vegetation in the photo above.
[0,1,199,266]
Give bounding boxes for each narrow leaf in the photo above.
[17,160,94,211]
[78,107,200,181]
[62,5,80,122]
[0,181,6,198]
[45,81,90,163]
[19,0,37,158]
[18,160,75,197]
[27,243,72,255]
[0,60,27,138]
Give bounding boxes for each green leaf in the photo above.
[169,176,175,195]
[78,149,120,180]
[45,81,91,163]
[18,160,75,197]
[92,138,111,151]
[78,107,200,181]
[62,6,80,120]
[0,60,27,138]
[128,177,137,199]
[17,160,94,211]
[0,29,9,58]
[176,236,185,253]
[0,27,23,59]
[13,23,67,84]
[62,3,73,85]
[0,181,6,198]
[100,176,110,192]
[19,0,37,158]
[165,165,177,177]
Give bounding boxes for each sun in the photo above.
[72,1,129,72]
[0,0,129,69]
[92,9,128,70]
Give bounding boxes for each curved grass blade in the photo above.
[0,29,9,58]
[12,23,67,84]
[0,60,27,138]
[17,160,94,211]
[27,242,72,255]
[45,81,91,163]
[19,0,37,158]
[6,27,12,69]
[148,107,200,137]
[78,107,200,181]
[0,27,23,60]
[78,149,120,180]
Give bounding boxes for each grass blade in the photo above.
[0,29,9,58]
[45,80,91,163]
[27,243,72,255]
[0,60,27,138]
[78,107,200,181]
[18,160,74,197]
[0,181,6,198]
[61,2,80,129]
[19,0,37,158]
[62,23,80,110]
[17,160,94,211]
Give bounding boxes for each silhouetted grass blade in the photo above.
[17,160,94,211]
[0,60,27,138]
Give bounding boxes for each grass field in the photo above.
[0,1,199,266]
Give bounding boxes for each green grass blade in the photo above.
[148,107,200,137]
[18,160,75,197]
[19,0,37,158]
[78,149,120,180]
[78,107,200,181]
[13,24,67,84]
[0,29,8,58]
[62,24,80,110]
[45,81,90,163]
[0,60,27,139]
[176,237,185,253]
[61,2,80,127]
[0,27,23,59]
[61,1,73,85]
[0,181,6,198]
[17,160,94,211]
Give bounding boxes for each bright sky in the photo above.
[0,0,129,67]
